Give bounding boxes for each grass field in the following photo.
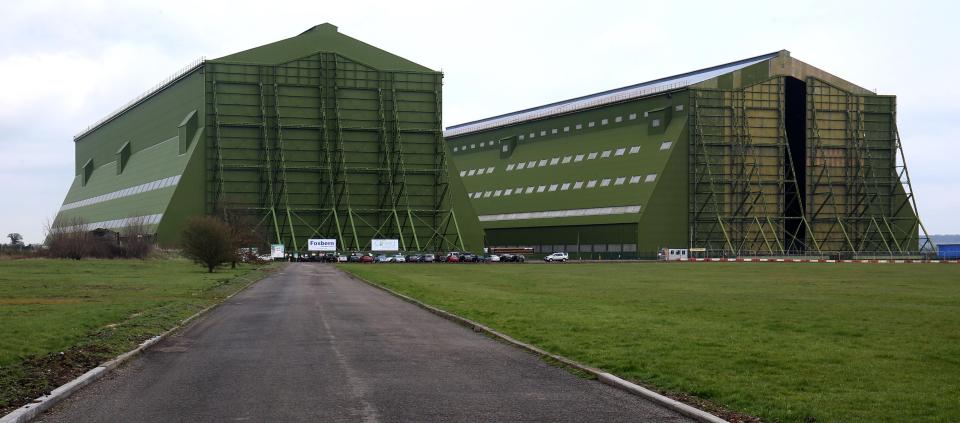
[341,262,960,422]
[0,258,275,413]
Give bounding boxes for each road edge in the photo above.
[0,263,285,423]
[338,266,728,423]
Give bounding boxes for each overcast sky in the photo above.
[1,0,957,243]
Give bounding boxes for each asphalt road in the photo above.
[38,263,692,422]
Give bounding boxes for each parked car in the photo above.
[422,253,435,263]
[392,254,406,263]
[348,252,363,263]
[445,253,460,263]
[483,254,500,262]
[360,254,374,263]
[500,253,525,263]
[544,252,569,262]
[406,254,422,262]
[336,254,348,262]
[461,253,477,263]
[375,254,392,263]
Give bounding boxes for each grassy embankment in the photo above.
[341,262,960,422]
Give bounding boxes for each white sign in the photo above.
[308,238,337,252]
[371,239,399,252]
[270,244,285,258]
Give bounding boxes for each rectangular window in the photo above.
[471,144,476,149]
[549,158,560,165]
[486,166,495,173]
[588,152,598,160]
[563,126,570,132]
[537,185,546,193]
[459,171,467,177]
[651,119,660,127]
[615,148,626,156]
[615,116,623,123]
[629,176,641,184]
[483,191,492,198]
[506,164,515,171]
[645,174,657,182]
[562,156,572,164]
[660,141,673,150]
[629,146,640,154]
[517,162,526,170]
[527,161,536,168]
[476,168,485,175]
[516,187,524,194]
[494,190,502,197]
[629,113,637,120]
[504,188,513,196]
[551,129,558,134]
[608,244,622,252]
[468,169,476,176]
[600,178,611,187]
[573,181,584,189]
[576,124,583,130]
[529,133,535,138]
[614,177,626,185]
[601,118,609,125]
[548,184,558,192]
[453,147,459,152]
[587,180,598,188]
[675,104,684,111]
[594,244,608,252]
[601,150,612,158]
[588,121,596,127]
[525,186,535,194]
[574,154,585,162]
[519,135,525,140]
[560,182,571,190]
[538,159,548,167]
[502,144,509,153]
[540,130,547,136]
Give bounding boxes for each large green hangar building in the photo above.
[55,24,482,252]
[445,50,932,257]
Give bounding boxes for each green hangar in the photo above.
[445,50,932,258]
[55,24,482,253]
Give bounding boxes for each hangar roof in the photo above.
[215,23,434,72]
[444,51,781,138]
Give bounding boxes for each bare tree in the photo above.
[181,216,234,272]
[7,233,23,246]
[220,208,268,268]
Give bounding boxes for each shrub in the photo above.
[181,216,234,272]
[45,217,91,259]
[121,216,154,259]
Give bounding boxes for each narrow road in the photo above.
[39,263,692,422]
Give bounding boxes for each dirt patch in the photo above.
[665,390,765,423]
[0,344,112,416]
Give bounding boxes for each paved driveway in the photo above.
[39,263,692,422]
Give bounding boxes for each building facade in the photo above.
[445,51,931,258]
[56,24,483,253]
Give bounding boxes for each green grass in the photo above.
[340,263,960,422]
[0,258,276,412]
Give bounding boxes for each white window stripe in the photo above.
[59,175,183,212]
[478,206,642,222]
